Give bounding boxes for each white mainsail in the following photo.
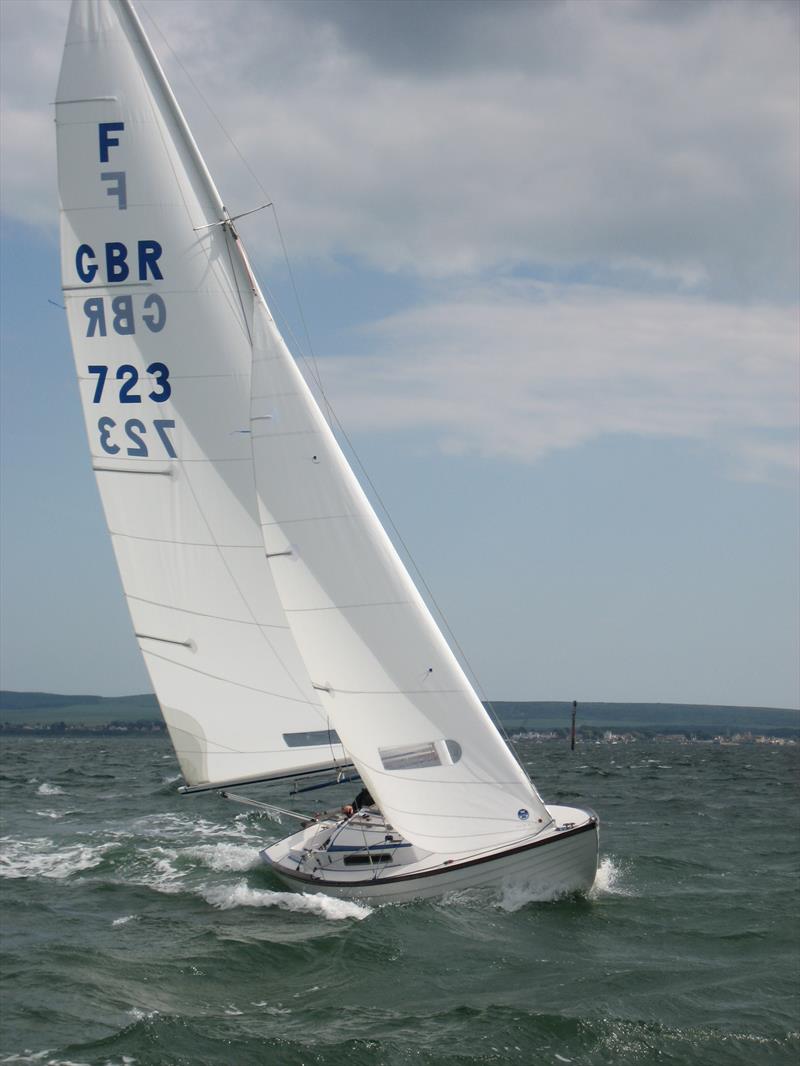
[56,0,344,788]
[250,305,552,855]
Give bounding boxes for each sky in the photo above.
[0,0,798,709]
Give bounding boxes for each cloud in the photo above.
[1,1,795,483]
[1,0,798,300]
[314,281,799,482]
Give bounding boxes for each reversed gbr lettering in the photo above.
[84,294,166,337]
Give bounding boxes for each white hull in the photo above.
[261,806,599,904]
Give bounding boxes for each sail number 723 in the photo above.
[88,363,171,404]
[88,362,176,458]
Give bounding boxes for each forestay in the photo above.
[56,0,343,788]
[250,303,552,854]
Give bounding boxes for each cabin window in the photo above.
[282,729,341,748]
[379,739,462,771]
[343,853,393,866]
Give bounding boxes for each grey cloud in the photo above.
[315,282,799,483]
[282,0,567,77]
[1,0,797,302]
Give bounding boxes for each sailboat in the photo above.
[56,0,599,903]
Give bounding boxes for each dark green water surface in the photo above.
[1,736,798,1065]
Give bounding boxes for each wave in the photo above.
[202,879,372,921]
[127,811,264,843]
[0,837,121,881]
[114,843,370,921]
[589,855,634,898]
[35,783,64,796]
[0,1055,95,1065]
[182,842,262,872]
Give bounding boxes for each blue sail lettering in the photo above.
[76,244,98,283]
[82,294,168,335]
[74,241,165,284]
[111,295,134,335]
[105,242,129,282]
[142,294,166,332]
[98,122,124,162]
[84,297,106,337]
[101,171,127,210]
[138,240,163,281]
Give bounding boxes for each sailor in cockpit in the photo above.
[341,786,374,818]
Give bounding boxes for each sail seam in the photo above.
[250,429,318,439]
[62,287,256,299]
[312,687,465,696]
[284,600,411,613]
[259,514,368,527]
[93,456,251,466]
[109,531,265,548]
[126,593,291,629]
[140,647,323,705]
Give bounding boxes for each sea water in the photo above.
[1,735,797,1065]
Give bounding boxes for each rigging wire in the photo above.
[138,2,329,408]
[138,2,528,776]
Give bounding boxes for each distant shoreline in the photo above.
[1,690,797,740]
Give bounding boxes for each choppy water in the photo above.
[1,735,798,1065]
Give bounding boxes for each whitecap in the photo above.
[130,812,258,842]
[183,843,261,872]
[202,879,372,920]
[0,1057,92,1066]
[134,846,185,895]
[0,1053,54,1064]
[0,838,119,880]
[112,914,139,927]
[35,783,64,796]
[34,810,64,820]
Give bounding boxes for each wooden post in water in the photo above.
[571,700,577,751]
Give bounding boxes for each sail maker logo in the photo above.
[73,120,176,461]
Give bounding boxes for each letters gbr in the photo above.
[76,121,176,460]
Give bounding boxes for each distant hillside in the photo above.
[1,691,797,738]
[0,691,104,710]
[491,701,800,737]
[0,691,159,726]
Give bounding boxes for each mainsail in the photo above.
[56,0,552,856]
[250,305,552,854]
[56,0,344,788]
